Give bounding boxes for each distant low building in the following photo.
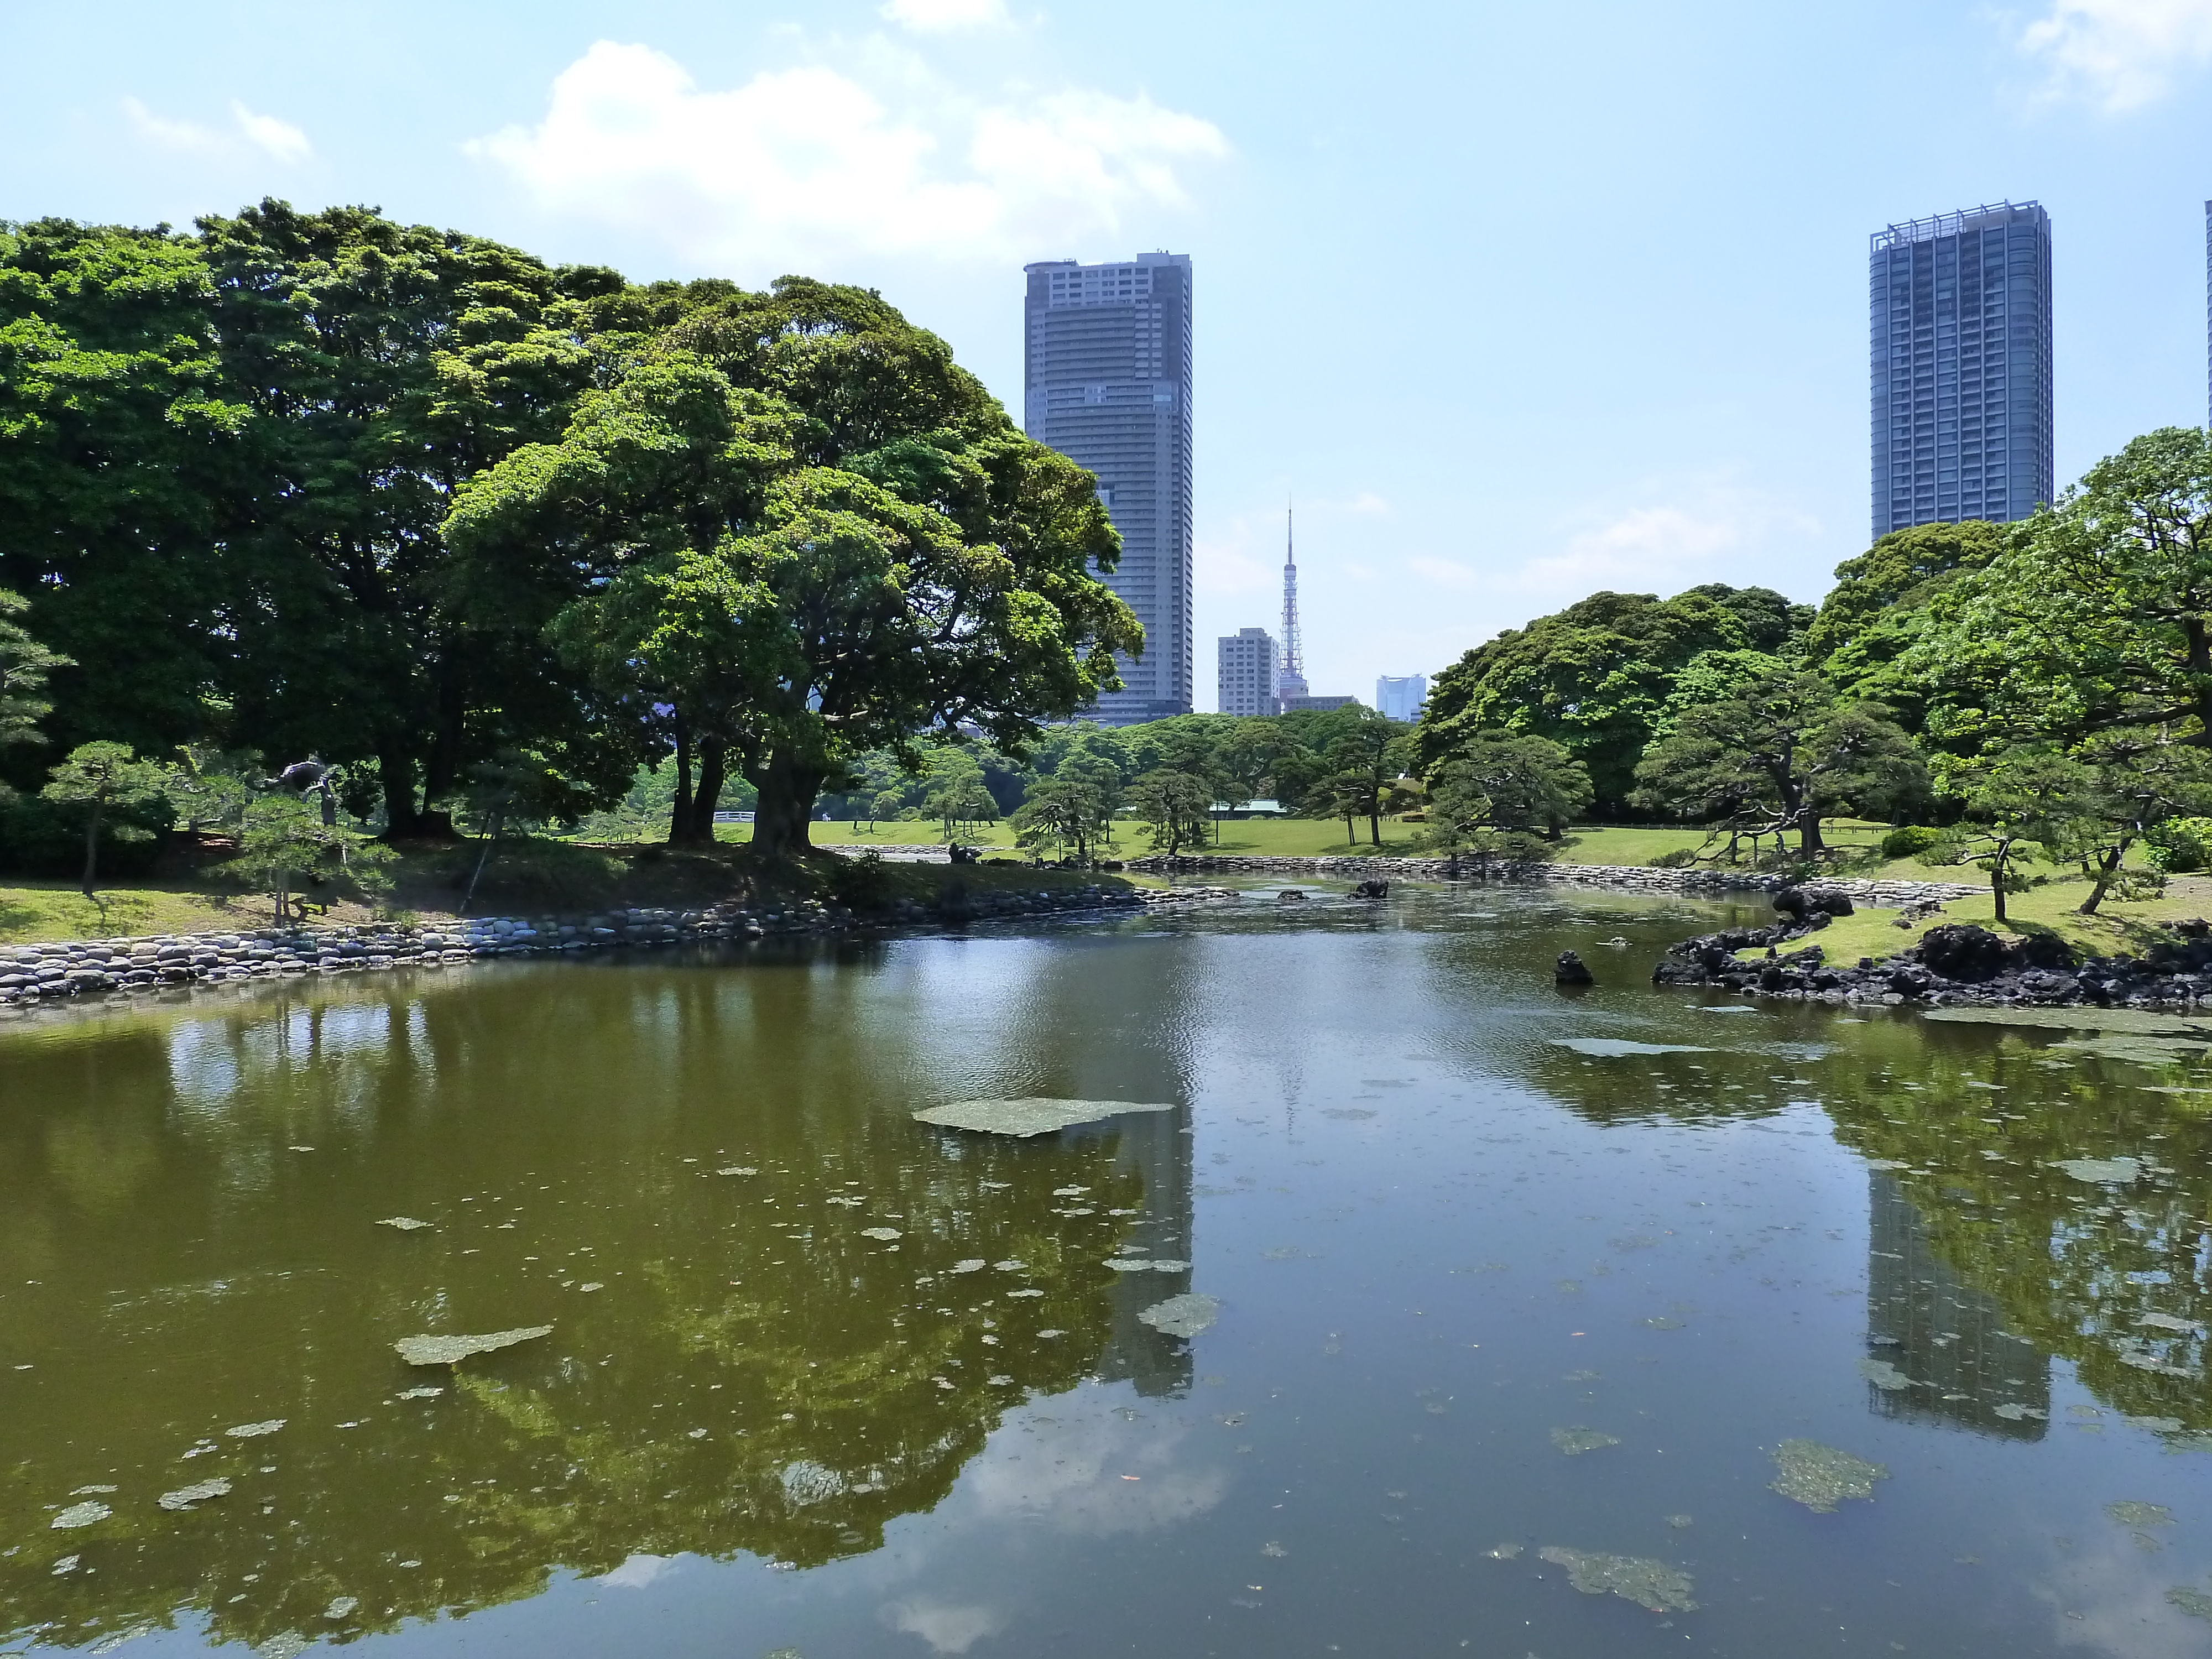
[1217,627,1279,716]
[1375,674,1427,722]
[1281,694,1359,713]
[1211,798,1288,818]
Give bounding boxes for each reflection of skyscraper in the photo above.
[1866,1172,2047,1439]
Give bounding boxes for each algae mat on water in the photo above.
[394,1326,555,1367]
[912,1098,1176,1136]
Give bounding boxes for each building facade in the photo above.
[1217,627,1279,717]
[1869,202,2053,540]
[1024,253,1194,725]
[1281,694,1358,714]
[1375,674,1428,722]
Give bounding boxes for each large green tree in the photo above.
[1418,586,1803,812]
[1631,669,1926,853]
[196,200,641,836]
[1806,520,2005,725]
[0,218,242,766]
[1910,428,2212,753]
[449,280,1139,854]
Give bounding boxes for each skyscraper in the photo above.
[1217,628,1279,717]
[1375,675,1428,722]
[1023,253,1193,725]
[2204,200,2210,427]
[1870,202,2054,540]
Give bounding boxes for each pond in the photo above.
[3,882,2210,1658]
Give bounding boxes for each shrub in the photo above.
[2147,817,2212,874]
[1881,825,1943,859]
[823,848,893,909]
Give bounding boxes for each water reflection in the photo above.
[1866,1172,2048,1439]
[0,946,1199,1653]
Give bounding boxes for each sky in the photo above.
[4,0,2211,709]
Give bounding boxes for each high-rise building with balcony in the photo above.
[1024,252,1194,725]
[1217,628,1279,717]
[1870,202,2053,540]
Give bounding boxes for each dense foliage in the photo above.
[0,202,1137,865]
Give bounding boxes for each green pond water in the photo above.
[3,881,2211,1657]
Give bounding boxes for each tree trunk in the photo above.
[671,742,725,847]
[2079,843,2127,915]
[1991,837,2012,924]
[1799,811,1825,854]
[80,796,104,897]
[1368,804,1382,846]
[669,717,695,844]
[751,752,825,860]
[378,741,424,838]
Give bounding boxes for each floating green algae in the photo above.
[2167,1588,2212,1621]
[226,1418,285,1438]
[1485,1542,1523,1559]
[911,1098,1175,1136]
[1536,1546,1697,1611]
[394,1324,554,1366]
[1105,1258,1190,1272]
[860,1227,901,1241]
[1770,1438,1888,1512]
[1137,1293,1221,1339]
[1859,1357,1913,1390]
[157,1478,232,1511]
[2053,1157,2142,1185]
[1550,1426,1620,1455]
[377,1216,432,1232]
[1548,1039,1711,1058]
[1926,1007,2212,1035]
[49,1501,110,1529]
[2106,1501,2175,1528]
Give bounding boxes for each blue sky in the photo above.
[5,0,2210,708]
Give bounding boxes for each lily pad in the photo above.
[1548,1038,1710,1058]
[1770,1438,1888,1511]
[50,1501,111,1529]
[912,1098,1175,1137]
[394,1324,554,1367]
[226,1419,285,1438]
[1550,1426,1620,1455]
[1536,1546,1697,1612]
[1137,1294,1221,1339]
[2053,1157,2141,1185]
[158,1478,233,1511]
[2106,1501,2174,1528]
[378,1216,433,1231]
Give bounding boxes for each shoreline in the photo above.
[0,883,1238,1014]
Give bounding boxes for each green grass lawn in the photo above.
[1742,872,2212,967]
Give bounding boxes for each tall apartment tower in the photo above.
[1870,202,2054,540]
[2204,201,2210,427]
[1024,253,1194,725]
[1217,628,1279,717]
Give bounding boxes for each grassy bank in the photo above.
[0,842,1136,946]
[1744,872,2212,966]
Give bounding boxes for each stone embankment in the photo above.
[0,883,1228,1011]
[1654,891,2212,1011]
[1125,853,1984,909]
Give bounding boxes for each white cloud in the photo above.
[1515,504,1746,595]
[2016,0,2212,109]
[884,1599,1007,1653]
[881,0,1008,30]
[467,40,1228,272]
[123,96,311,163]
[230,101,312,164]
